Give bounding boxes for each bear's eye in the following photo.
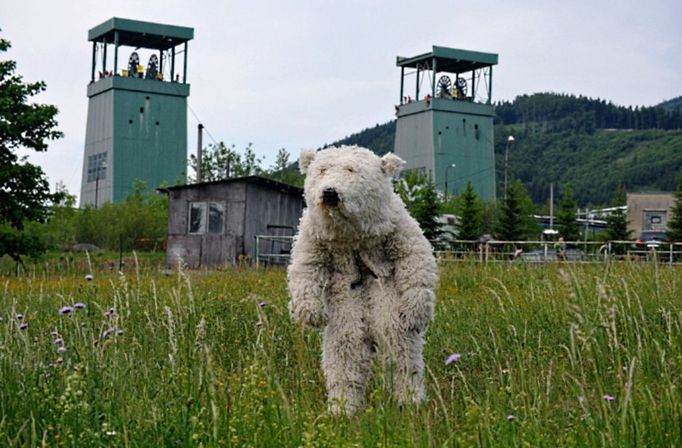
[346,167,354,173]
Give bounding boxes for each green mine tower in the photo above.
[79,17,193,207]
[394,46,498,200]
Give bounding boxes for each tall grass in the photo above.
[1,261,681,447]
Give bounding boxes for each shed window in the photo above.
[188,201,225,234]
[189,202,206,234]
[208,203,224,233]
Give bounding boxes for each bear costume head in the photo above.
[298,146,406,242]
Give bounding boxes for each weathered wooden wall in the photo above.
[165,178,303,268]
[244,182,305,261]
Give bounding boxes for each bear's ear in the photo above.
[381,153,405,177]
[299,150,316,174]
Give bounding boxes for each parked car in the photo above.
[520,248,587,262]
[635,230,669,248]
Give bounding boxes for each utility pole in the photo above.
[445,163,456,199]
[504,135,514,199]
[94,160,107,208]
[196,123,204,183]
[549,182,554,229]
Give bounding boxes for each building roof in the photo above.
[159,175,303,195]
[88,17,194,50]
[396,45,498,73]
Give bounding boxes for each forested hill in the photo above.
[495,93,682,131]
[331,121,396,156]
[659,96,682,112]
[330,93,682,206]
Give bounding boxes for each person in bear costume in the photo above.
[288,145,437,415]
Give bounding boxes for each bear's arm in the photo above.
[287,227,331,328]
[389,216,438,333]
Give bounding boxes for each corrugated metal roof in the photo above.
[89,17,193,50]
[159,175,303,195]
[397,45,498,73]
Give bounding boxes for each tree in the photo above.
[266,148,305,187]
[39,182,78,250]
[495,179,539,241]
[395,169,442,240]
[189,142,264,182]
[454,181,483,240]
[604,185,632,241]
[73,181,168,251]
[667,173,682,242]
[0,33,63,266]
[557,184,581,241]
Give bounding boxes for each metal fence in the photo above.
[433,240,682,265]
[254,235,295,267]
[254,235,682,266]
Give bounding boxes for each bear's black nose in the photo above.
[322,187,340,206]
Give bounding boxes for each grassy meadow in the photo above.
[1,259,682,447]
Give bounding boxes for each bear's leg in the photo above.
[391,331,426,405]
[374,327,426,406]
[322,308,372,415]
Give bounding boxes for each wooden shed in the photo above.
[162,176,304,268]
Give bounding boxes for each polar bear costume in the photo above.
[287,145,437,415]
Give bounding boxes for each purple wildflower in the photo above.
[507,414,515,421]
[102,328,116,338]
[603,394,615,402]
[258,301,268,309]
[53,338,64,345]
[50,330,59,337]
[74,302,86,310]
[256,321,264,327]
[16,314,24,320]
[60,306,74,315]
[104,308,115,318]
[85,274,93,281]
[57,346,67,353]
[445,353,461,365]
[117,330,124,336]
[19,323,28,330]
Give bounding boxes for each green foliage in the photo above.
[73,181,168,251]
[39,182,79,250]
[188,143,304,187]
[454,181,483,240]
[0,223,45,267]
[329,121,396,156]
[495,179,539,241]
[658,95,682,113]
[667,172,682,242]
[395,169,442,240]
[189,142,264,182]
[2,262,682,446]
[495,92,682,131]
[604,186,632,242]
[557,184,581,241]
[265,148,305,187]
[496,127,682,206]
[0,32,63,265]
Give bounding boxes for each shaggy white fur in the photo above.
[287,145,438,415]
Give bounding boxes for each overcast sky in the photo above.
[2,0,680,199]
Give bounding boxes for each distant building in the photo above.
[80,17,193,207]
[394,46,498,200]
[162,176,304,268]
[626,192,675,236]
